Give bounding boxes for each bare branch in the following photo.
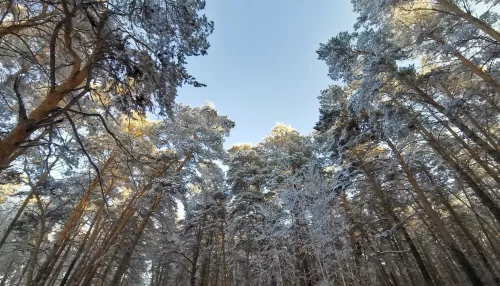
[64,112,109,209]
[66,109,135,160]
[13,76,27,121]
[49,6,80,91]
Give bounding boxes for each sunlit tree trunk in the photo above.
[430,35,500,95]
[60,206,104,286]
[0,14,108,170]
[32,153,115,285]
[435,0,500,44]
[110,154,190,284]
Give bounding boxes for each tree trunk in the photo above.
[199,232,213,286]
[435,0,500,44]
[353,149,437,286]
[25,194,46,286]
[386,138,484,286]
[0,158,57,250]
[404,81,500,166]
[418,124,500,225]
[110,153,190,285]
[430,110,500,185]
[436,188,500,284]
[0,14,108,170]
[111,192,163,285]
[431,35,500,95]
[33,153,115,285]
[60,206,103,286]
[190,226,203,286]
[219,205,228,286]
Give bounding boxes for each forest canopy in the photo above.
[1,0,500,285]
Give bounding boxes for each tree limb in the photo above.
[64,112,109,208]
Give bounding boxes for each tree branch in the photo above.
[64,112,109,209]
[13,76,27,121]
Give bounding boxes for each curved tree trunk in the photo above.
[0,13,108,170]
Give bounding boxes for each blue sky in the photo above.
[177,0,356,148]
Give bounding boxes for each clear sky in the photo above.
[177,0,356,148]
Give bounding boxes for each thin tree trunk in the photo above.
[110,192,163,285]
[436,188,500,284]
[46,244,72,286]
[75,203,137,286]
[412,205,465,285]
[423,167,500,283]
[418,124,500,225]
[109,154,190,285]
[439,86,500,145]
[33,153,115,286]
[220,215,228,286]
[59,206,103,286]
[199,233,212,286]
[353,149,437,286]
[430,110,500,185]
[386,137,484,286]
[190,226,203,286]
[66,217,109,286]
[0,158,58,250]
[404,81,500,166]
[64,179,114,286]
[431,35,500,94]
[461,187,500,261]
[25,194,47,286]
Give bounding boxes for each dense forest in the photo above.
[1,0,500,285]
